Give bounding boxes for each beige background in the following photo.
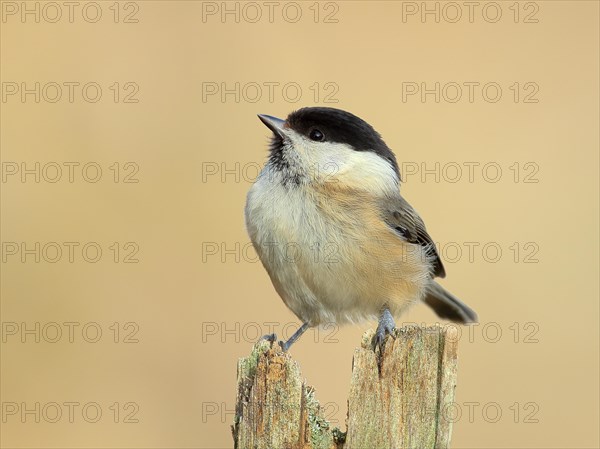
[1,1,598,448]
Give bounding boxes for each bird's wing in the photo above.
[380,195,446,278]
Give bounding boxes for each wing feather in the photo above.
[381,196,446,278]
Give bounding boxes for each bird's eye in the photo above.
[309,129,324,141]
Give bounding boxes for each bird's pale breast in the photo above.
[245,173,431,325]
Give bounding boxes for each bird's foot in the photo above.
[261,333,277,343]
[260,334,286,351]
[372,308,396,352]
[260,322,309,352]
[260,333,286,351]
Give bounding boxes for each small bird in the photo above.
[245,107,477,352]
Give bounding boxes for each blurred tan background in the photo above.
[1,1,598,448]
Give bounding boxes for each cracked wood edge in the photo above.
[232,339,338,449]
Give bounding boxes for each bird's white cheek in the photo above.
[287,135,351,180]
[305,149,347,183]
[284,131,398,193]
[283,133,335,181]
[311,145,398,194]
[333,152,398,194]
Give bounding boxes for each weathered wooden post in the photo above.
[232,325,459,449]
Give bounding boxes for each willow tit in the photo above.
[245,107,477,351]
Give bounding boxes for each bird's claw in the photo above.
[261,333,289,351]
[261,323,309,352]
[372,308,396,352]
[261,333,277,343]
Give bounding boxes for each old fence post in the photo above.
[232,325,459,449]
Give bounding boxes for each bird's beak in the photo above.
[258,114,286,138]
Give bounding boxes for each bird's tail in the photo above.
[423,281,478,324]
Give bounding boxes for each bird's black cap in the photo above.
[286,107,400,177]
